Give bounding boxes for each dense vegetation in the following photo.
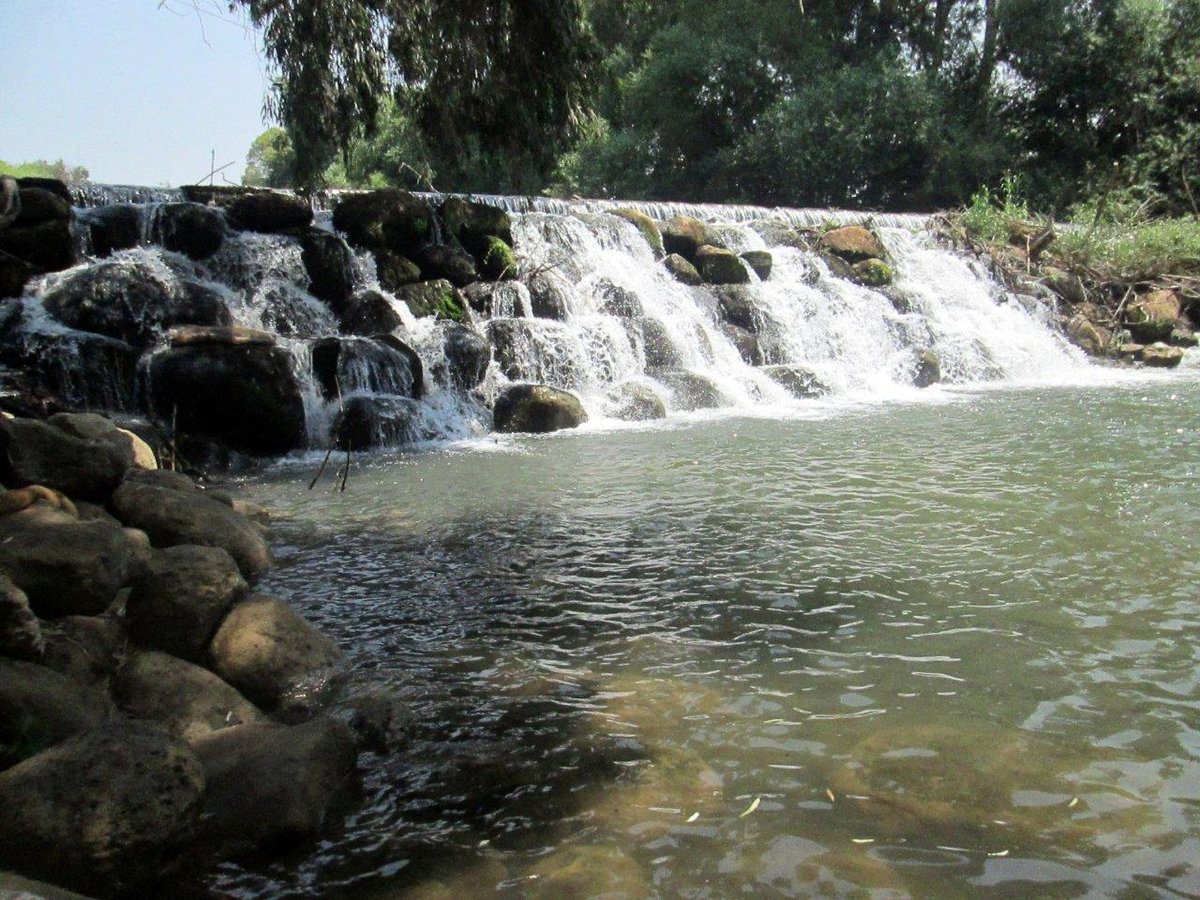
[238,0,1200,220]
[0,159,90,183]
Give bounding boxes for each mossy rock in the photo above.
[740,249,772,280]
[438,196,512,246]
[819,225,886,262]
[694,245,749,285]
[913,348,941,387]
[612,208,664,258]
[332,189,434,256]
[661,216,712,260]
[663,253,702,285]
[372,249,422,294]
[853,258,894,287]
[493,384,587,434]
[478,235,516,280]
[392,279,466,322]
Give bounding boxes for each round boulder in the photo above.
[442,323,491,390]
[604,381,666,421]
[493,383,588,434]
[149,203,225,260]
[695,245,750,285]
[225,191,313,233]
[740,249,773,280]
[819,225,886,262]
[332,189,435,256]
[661,216,712,260]
[0,572,43,661]
[0,660,116,770]
[300,228,356,311]
[338,288,404,336]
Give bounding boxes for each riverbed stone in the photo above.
[0,572,43,661]
[0,219,75,273]
[716,285,760,333]
[333,395,421,449]
[721,322,763,366]
[0,660,116,769]
[604,380,667,421]
[527,270,571,319]
[853,257,894,286]
[641,318,684,370]
[85,203,142,257]
[39,615,128,686]
[695,245,749,285]
[493,384,588,434]
[526,845,651,899]
[149,202,225,260]
[1140,343,1184,368]
[299,228,356,310]
[662,216,712,260]
[110,479,273,582]
[191,718,356,849]
[112,650,266,743]
[763,364,830,399]
[663,252,703,285]
[48,412,156,470]
[225,190,313,233]
[657,369,729,411]
[441,323,491,390]
[338,288,404,335]
[819,225,886,262]
[332,189,435,256]
[913,348,942,387]
[612,208,665,258]
[0,721,205,896]
[413,243,478,288]
[208,596,345,711]
[1066,311,1109,356]
[126,545,247,663]
[741,249,773,280]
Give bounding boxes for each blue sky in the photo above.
[2,0,269,186]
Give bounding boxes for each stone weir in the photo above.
[2,176,1168,462]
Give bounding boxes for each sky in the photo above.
[2,0,270,186]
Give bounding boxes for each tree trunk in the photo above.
[931,0,953,72]
[976,0,998,102]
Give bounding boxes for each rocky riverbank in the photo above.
[0,411,360,898]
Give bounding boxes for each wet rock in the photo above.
[819,225,886,262]
[48,412,156,470]
[594,278,644,318]
[604,380,667,421]
[763,364,830,399]
[0,484,78,518]
[641,318,684,370]
[332,189,435,256]
[657,369,729,411]
[695,245,750,285]
[463,280,527,318]
[662,252,703,285]
[749,218,813,249]
[853,257,894,286]
[338,288,404,335]
[110,479,273,583]
[741,249,773,280]
[1042,267,1087,305]
[372,248,423,294]
[112,650,265,743]
[0,871,94,899]
[493,383,588,434]
[913,348,942,387]
[527,270,572,319]
[442,323,491,390]
[167,323,274,346]
[1066,312,1109,356]
[0,721,205,896]
[1140,343,1184,368]
[255,280,338,338]
[0,509,135,617]
[0,218,76,273]
[393,279,467,321]
[439,196,513,247]
[147,342,306,455]
[662,216,713,260]
[126,545,247,663]
[0,329,140,411]
[721,322,763,366]
[0,572,43,661]
[0,660,115,769]
[612,208,664,258]
[0,248,33,298]
[149,202,226,260]
[526,845,651,899]
[15,178,72,204]
[224,191,313,233]
[332,395,420,449]
[310,335,423,402]
[13,187,70,228]
[209,595,344,711]
[84,203,142,257]
[716,285,760,333]
[41,257,232,348]
[299,228,356,310]
[40,615,128,685]
[412,243,478,288]
[191,718,356,849]
[0,174,18,229]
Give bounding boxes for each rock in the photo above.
[167,323,275,346]
[0,660,115,769]
[1066,312,1109,356]
[0,329,139,412]
[372,248,423,293]
[493,384,588,434]
[527,845,651,899]
[657,369,729,411]
[721,322,762,365]
[438,197,513,247]
[476,235,516,280]
[0,175,19,229]
[661,216,712,260]
[1130,289,1182,323]
[126,546,247,663]
[148,203,225,260]
[764,364,830,398]
[748,218,813,249]
[1127,316,1174,344]
[224,191,313,233]
[209,596,344,711]
[48,412,155,470]
[338,288,404,335]
[15,178,71,204]
[819,225,886,262]
[0,721,205,896]
[442,323,491,390]
[1170,327,1199,348]
[393,279,466,321]
[0,484,77,518]
[412,243,478,288]
[527,271,571,319]
[83,203,142,257]
[332,396,420,449]
[741,249,772,280]
[310,335,423,403]
[147,342,306,455]
[913,348,941,387]
[695,245,749,285]
[0,573,43,662]
[663,252,703,285]
[0,248,33,298]
[715,285,760,333]
[13,188,70,228]
[487,318,586,386]
[332,189,435,255]
[853,258,894,286]
[1042,268,1087,305]
[594,278,644,318]
[299,228,356,310]
[41,258,232,348]
[0,509,135,617]
[0,219,76,273]
[0,416,131,500]
[40,615,127,685]
[604,381,666,421]
[463,280,527,318]
[112,650,265,743]
[1140,343,1184,368]
[612,208,664,258]
[110,480,273,583]
[641,318,684,369]
[191,718,356,848]
[0,871,94,899]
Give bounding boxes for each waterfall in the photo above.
[3,188,1090,452]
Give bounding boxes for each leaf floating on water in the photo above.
[825,788,836,803]
[988,849,1010,857]
[851,838,875,844]
[739,797,761,818]
[1068,797,1080,808]
[686,812,700,823]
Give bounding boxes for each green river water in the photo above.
[212,373,1200,899]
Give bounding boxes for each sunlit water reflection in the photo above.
[204,375,1200,898]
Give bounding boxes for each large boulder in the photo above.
[0,505,136,617]
[695,245,750,285]
[112,650,266,743]
[0,218,76,273]
[126,545,247,663]
[912,348,942,387]
[413,243,478,288]
[332,189,435,256]
[208,595,345,711]
[310,335,423,403]
[0,415,131,500]
[192,718,356,849]
[147,341,306,455]
[662,252,703,285]
[48,412,156,470]
[148,203,226,260]
[740,249,772,280]
[661,216,712,260]
[604,380,666,422]
[0,721,205,896]
[463,280,528,318]
[0,572,43,661]
[527,271,572,320]
[332,396,420,449]
[338,288,404,336]
[439,197,513,247]
[0,328,141,411]
[110,479,273,583]
[40,615,128,686]
[492,383,588,434]
[1140,343,1184,368]
[372,248,422,294]
[715,285,760,333]
[225,191,313,233]
[656,369,729,411]
[393,279,466,321]
[0,248,33,298]
[41,257,232,348]
[612,208,664,258]
[1066,311,1109,356]
[474,235,517,280]
[299,228,356,311]
[0,660,115,769]
[720,322,762,366]
[84,203,142,257]
[819,225,886,262]
[442,323,491,390]
[763,364,830,399]
[641,318,685,370]
[1127,289,1185,343]
[13,187,70,228]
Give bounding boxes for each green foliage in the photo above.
[0,158,89,183]
[1057,215,1200,281]
[433,288,466,322]
[481,237,517,279]
[961,174,1032,243]
[242,128,296,187]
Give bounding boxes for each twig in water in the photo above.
[338,442,351,493]
[307,447,334,491]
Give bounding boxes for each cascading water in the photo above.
[4,188,1090,452]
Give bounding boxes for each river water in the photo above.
[203,370,1199,899]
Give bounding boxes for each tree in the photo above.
[242,128,296,187]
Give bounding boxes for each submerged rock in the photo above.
[913,348,942,387]
[663,252,703,285]
[311,335,424,403]
[715,285,760,333]
[0,660,116,769]
[332,395,420,449]
[763,364,830,399]
[721,322,763,366]
[441,323,491,391]
[604,380,667,421]
[393,278,466,321]
[85,203,142,257]
[527,270,572,319]
[741,249,773,280]
[338,288,404,335]
[493,383,588,434]
[657,369,729,411]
